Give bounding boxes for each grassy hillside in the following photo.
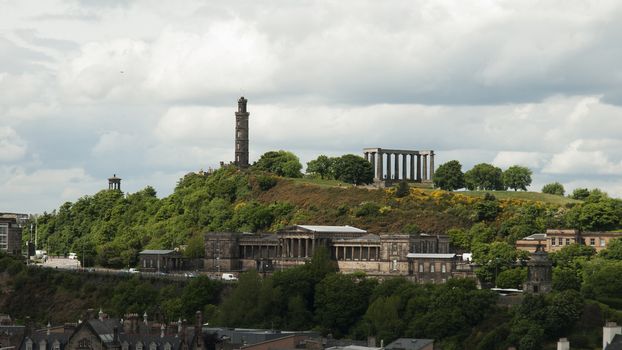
[30,166,619,269]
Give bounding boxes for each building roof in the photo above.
[406,253,456,259]
[139,250,177,255]
[334,234,380,242]
[385,338,434,350]
[606,334,622,350]
[295,225,366,233]
[325,346,382,350]
[520,233,547,240]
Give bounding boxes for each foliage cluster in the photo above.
[306,154,374,185]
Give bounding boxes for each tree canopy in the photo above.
[332,154,374,185]
[253,150,303,178]
[464,163,505,191]
[542,182,565,196]
[503,165,532,191]
[432,160,465,191]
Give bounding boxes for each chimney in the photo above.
[114,327,119,342]
[557,338,569,350]
[143,312,148,326]
[380,340,384,349]
[47,322,51,336]
[99,309,104,321]
[177,318,182,334]
[161,324,165,338]
[604,322,622,349]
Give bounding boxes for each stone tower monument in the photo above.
[234,96,249,168]
[108,174,121,191]
[523,244,552,294]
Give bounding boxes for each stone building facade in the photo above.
[523,244,552,294]
[204,225,474,282]
[362,148,435,184]
[0,216,23,256]
[515,229,622,253]
[234,97,249,168]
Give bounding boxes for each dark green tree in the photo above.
[542,182,565,196]
[502,165,532,191]
[464,163,505,191]
[332,154,374,185]
[253,150,303,178]
[600,238,622,260]
[433,160,465,191]
[395,181,410,198]
[306,155,335,179]
[570,188,590,200]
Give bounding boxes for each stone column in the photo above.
[297,239,301,258]
[364,152,369,162]
[335,246,339,260]
[402,154,407,180]
[416,155,422,181]
[359,246,363,260]
[305,239,309,258]
[430,151,435,180]
[386,153,392,180]
[370,152,376,174]
[423,154,428,181]
[375,152,383,180]
[394,154,400,180]
[312,238,315,256]
[410,154,415,180]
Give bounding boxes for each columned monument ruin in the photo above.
[234,96,250,168]
[108,174,121,190]
[363,148,435,183]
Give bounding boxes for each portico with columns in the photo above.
[363,148,435,183]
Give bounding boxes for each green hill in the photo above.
[30,166,621,269]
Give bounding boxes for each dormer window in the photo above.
[39,340,47,350]
[52,340,61,350]
[26,339,33,350]
[164,343,171,350]
[136,342,143,350]
[149,342,157,350]
[122,341,129,350]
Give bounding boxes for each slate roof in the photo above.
[334,234,380,242]
[295,225,367,233]
[406,253,456,259]
[606,334,622,350]
[385,338,434,350]
[521,233,547,240]
[139,250,177,255]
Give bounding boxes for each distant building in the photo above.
[108,174,122,191]
[385,338,434,350]
[515,233,547,253]
[0,215,23,256]
[138,250,185,273]
[515,229,622,253]
[523,244,552,294]
[234,97,250,168]
[204,225,475,283]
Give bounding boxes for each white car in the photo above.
[128,268,139,274]
[221,273,238,281]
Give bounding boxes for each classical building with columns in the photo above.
[204,225,475,282]
[363,148,435,185]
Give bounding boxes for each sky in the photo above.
[2,0,622,213]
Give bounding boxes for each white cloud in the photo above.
[0,127,27,162]
[543,139,622,175]
[492,152,548,169]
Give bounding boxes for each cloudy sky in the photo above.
[2,0,622,213]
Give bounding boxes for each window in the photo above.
[558,238,563,245]
[601,239,606,247]
[391,259,398,271]
[418,264,423,273]
[551,238,556,246]
[565,238,570,245]
[430,264,435,273]
[441,264,446,273]
[590,238,595,246]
